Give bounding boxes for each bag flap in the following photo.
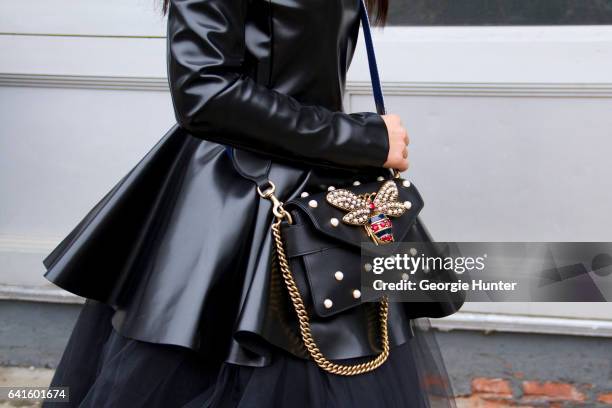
[285,178,424,249]
[280,177,424,318]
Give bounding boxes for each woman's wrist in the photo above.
[381,113,409,171]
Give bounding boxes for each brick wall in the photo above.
[454,376,612,407]
[436,331,612,408]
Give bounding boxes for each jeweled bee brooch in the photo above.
[325,180,410,245]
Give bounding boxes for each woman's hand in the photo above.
[381,114,409,171]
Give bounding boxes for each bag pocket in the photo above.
[281,212,382,318]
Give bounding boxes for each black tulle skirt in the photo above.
[43,298,456,408]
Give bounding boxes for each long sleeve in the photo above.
[166,0,390,170]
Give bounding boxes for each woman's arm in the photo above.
[166,0,390,170]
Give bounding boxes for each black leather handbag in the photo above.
[257,0,428,376]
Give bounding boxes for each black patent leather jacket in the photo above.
[42,0,463,368]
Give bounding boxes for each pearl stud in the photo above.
[404,201,412,209]
[402,180,411,188]
[353,181,361,186]
[352,290,361,299]
[324,299,333,309]
[300,192,309,198]
[377,176,385,181]
[334,271,344,281]
[308,200,318,208]
[364,263,372,272]
[327,186,336,191]
[330,217,339,227]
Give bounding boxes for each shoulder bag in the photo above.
[257,0,425,376]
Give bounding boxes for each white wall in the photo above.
[349,26,612,334]
[1,1,611,334]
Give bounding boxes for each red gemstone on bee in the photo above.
[369,203,376,210]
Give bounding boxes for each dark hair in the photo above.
[161,0,388,26]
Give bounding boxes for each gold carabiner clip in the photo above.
[257,181,293,224]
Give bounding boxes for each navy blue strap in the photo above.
[359,0,386,116]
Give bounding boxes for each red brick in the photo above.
[521,381,586,402]
[598,392,612,404]
[422,373,449,389]
[472,377,514,397]
[456,395,534,408]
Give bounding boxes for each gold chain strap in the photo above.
[258,181,390,376]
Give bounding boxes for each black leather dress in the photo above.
[43,0,461,370]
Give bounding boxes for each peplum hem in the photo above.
[42,125,412,367]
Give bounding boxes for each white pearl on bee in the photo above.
[334,271,344,281]
[300,192,310,198]
[324,299,333,309]
[352,290,361,299]
[330,218,339,227]
[308,200,318,208]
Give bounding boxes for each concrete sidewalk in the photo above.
[0,366,54,407]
